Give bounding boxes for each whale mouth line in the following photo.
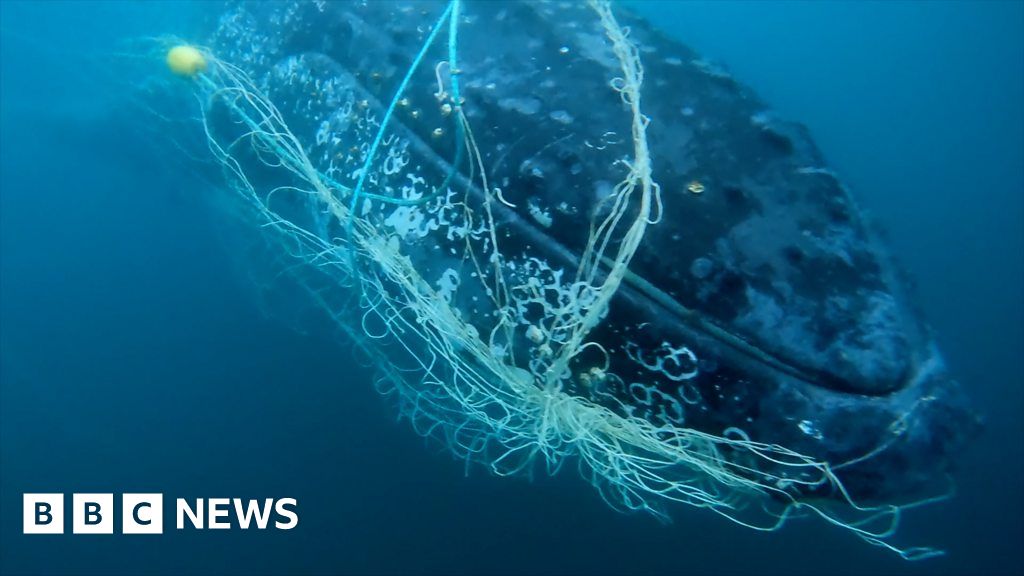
[316,68,912,399]
[610,256,924,397]
[614,260,829,384]
[385,99,911,397]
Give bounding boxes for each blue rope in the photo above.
[346,0,459,249]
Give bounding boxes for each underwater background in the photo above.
[0,1,1020,575]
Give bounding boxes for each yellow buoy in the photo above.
[166,45,207,77]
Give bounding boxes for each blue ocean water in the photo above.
[0,1,1020,575]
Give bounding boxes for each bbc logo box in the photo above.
[23,493,163,534]
[22,494,63,534]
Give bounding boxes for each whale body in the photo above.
[202,0,976,503]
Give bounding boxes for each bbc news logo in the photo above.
[23,494,298,534]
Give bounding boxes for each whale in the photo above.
[198,0,976,505]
